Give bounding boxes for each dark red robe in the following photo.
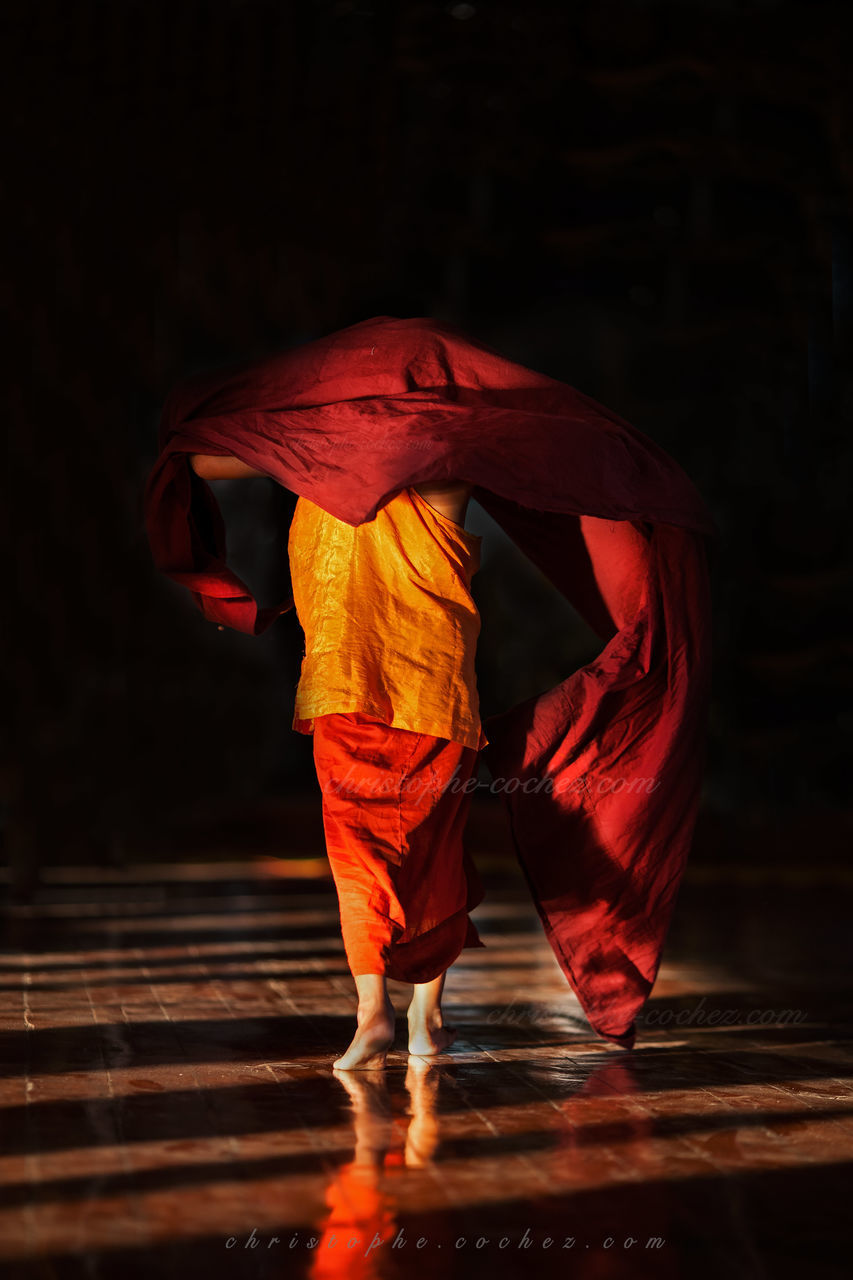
[144,315,716,1048]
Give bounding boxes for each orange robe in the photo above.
[288,486,487,982]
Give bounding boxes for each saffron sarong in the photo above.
[312,710,486,984]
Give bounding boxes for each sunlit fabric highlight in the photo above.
[288,486,486,752]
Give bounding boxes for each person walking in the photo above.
[189,455,488,1069]
[145,314,716,1053]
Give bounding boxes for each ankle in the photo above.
[358,996,393,1021]
[408,1004,444,1028]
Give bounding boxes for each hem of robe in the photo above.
[344,839,487,985]
[294,701,488,753]
[357,908,486,986]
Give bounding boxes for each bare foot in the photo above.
[407,1006,458,1056]
[334,997,396,1070]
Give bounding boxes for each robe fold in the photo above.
[144,314,717,1048]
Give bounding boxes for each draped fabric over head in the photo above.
[144,315,716,1047]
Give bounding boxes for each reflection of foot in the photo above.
[406,1007,458,1056]
[404,1057,440,1166]
[333,999,396,1070]
[332,1070,393,1164]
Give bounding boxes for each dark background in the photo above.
[7,0,851,888]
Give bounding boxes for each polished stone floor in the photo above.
[1,849,851,1279]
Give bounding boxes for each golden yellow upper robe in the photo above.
[287,485,486,751]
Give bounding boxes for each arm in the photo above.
[413,479,473,526]
[192,453,470,518]
[190,453,268,481]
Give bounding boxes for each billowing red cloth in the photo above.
[144,315,716,1047]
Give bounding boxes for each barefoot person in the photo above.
[145,314,715,1052]
[190,455,488,1068]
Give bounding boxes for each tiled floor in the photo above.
[1,851,851,1279]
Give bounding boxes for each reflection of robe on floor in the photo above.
[288,485,489,982]
[310,1068,432,1280]
[310,1158,396,1280]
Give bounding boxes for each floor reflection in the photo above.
[310,1062,443,1280]
[0,859,850,1278]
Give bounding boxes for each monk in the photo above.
[190,453,487,1070]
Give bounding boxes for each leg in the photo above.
[312,712,484,1065]
[407,969,458,1055]
[333,972,396,1071]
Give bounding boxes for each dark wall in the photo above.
[8,0,851,878]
